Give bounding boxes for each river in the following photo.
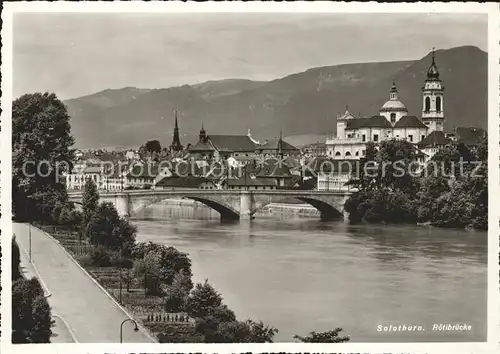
[132,201,487,343]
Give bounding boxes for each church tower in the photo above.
[421,49,445,132]
[199,123,207,142]
[169,110,183,152]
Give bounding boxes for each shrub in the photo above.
[90,245,111,267]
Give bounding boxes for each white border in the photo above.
[1,2,499,354]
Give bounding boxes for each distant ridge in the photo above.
[64,45,487,149]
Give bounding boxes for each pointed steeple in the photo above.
[199,122,207,142]
[278,130,284,158]
[427,47,440,80]
[169,109,183,152]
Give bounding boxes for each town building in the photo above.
[326,51,445,161]
[189,125,258,161]
[257,133,300,157]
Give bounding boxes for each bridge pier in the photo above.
[114,194,131,217]
[239,191,253,220]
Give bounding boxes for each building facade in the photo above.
[326,52,445,161]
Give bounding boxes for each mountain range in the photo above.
[63,45,487,149]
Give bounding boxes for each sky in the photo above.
[13,12,487,100]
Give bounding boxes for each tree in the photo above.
[58,204,83,231]
[12,237,22,280]
[145,140,162,154]
[132,242,192,293]
[86,202,136,253]
[376,139,417,194]
[12,277,54,343]
[246,319,278,342]
[82,178,99,226]
[164,270,194,312]
[186,280,223,319]
[12,93,75,223]
[294,328,350,343]
[133,251,162,295]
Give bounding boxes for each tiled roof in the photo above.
[83,166,101,174]
[258,138,299,152]
[189,140,214,152]
[156,176,211,188]
[209,135,257,152]
[418,131,450,147]
[227,176,277,187]
[346,115,392,129]
[256,159,293,178]
[455,127,487,145]
[394,116,427,128]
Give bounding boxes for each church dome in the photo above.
[379,81,408,112]
[380,99,408,111]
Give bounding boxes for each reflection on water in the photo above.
[132,201,487,342]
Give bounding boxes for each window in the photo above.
[355,151,359,156]
[345,151,351,157]
[373,134,379,142]
[362,134,366,142]
[335,152,341,156]
[425,97,431,112]
[436,97,442,112]
[390,113,396,123]
[421,135,425,141]
[408,135,413,142]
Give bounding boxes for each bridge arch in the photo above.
[251,194,346,221]
[131,194,240,221]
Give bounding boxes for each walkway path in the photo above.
[13,223,155,343]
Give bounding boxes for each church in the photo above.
[326,51,447,161]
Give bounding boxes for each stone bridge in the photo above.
[67,189,352,221]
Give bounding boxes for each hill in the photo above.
[64,45,487,149]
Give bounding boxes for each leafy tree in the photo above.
[214,320,252,343]
[58,204,83,231]
[353,141,378,190]
[133,251,162,295]
[145,140,162,154]
[246,319,278,342]
[164,270,194,312]
[12,277,53,343]
[12,93,75,223]
[186,280,223,318]
[294,328,350,343]
[132,241,164,260]
[82,178,99,226]
[86,202,136,254]
[12,237,22,280]
[376,139,417,194]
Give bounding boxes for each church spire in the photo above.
[427,47,440,80]
[169,109,183,152]
[278,130,284,158]
[199,122,207,142]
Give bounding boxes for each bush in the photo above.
[12,277,54,343]
[90,245,111,267]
